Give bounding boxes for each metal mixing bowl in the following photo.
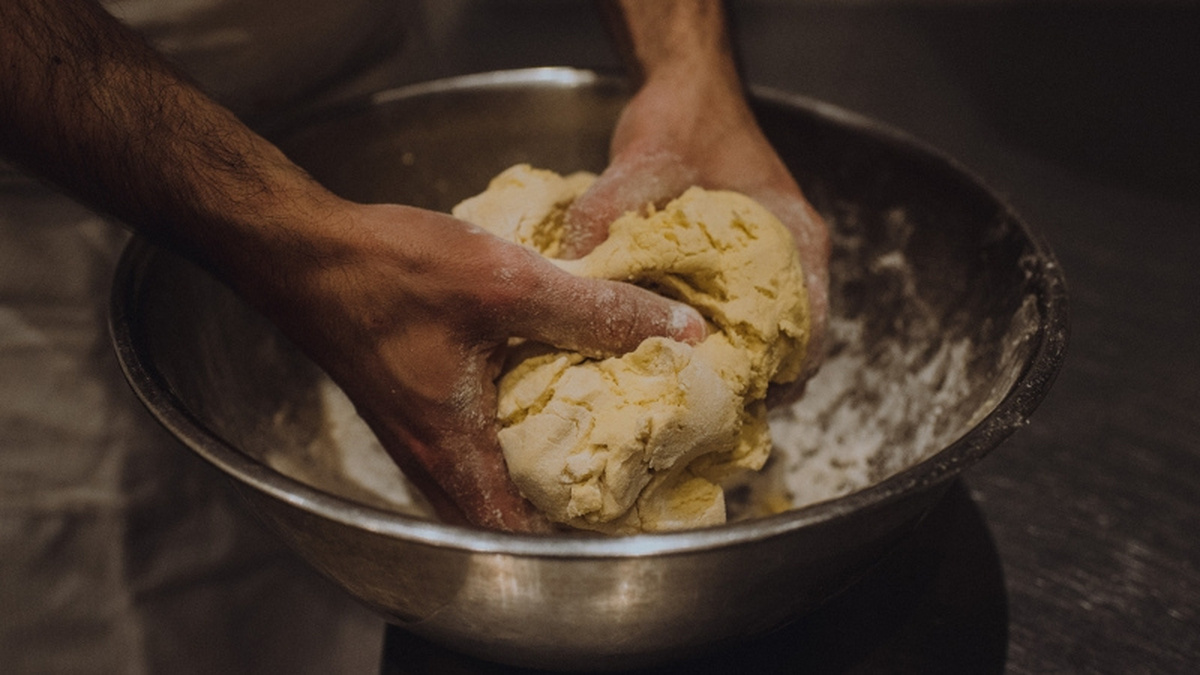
[109,68,1067,670]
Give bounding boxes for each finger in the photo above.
[360,357,554,534]
[502,262,707,357]
[380,428,553,533]
[428,359,554,532]
[561,150,697,259]
[752,189,831,373]
[429,429,553,533]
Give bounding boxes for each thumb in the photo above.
[505,264,706,358]
[561,151,697,259]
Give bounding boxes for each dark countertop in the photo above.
[380,2,1200,672]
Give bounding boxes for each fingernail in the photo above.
[669,304,707,344]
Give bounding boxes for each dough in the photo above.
[453,165,810,533]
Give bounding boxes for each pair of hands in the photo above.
[269,74,829,533]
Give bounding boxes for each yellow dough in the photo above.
[453,165,810,533]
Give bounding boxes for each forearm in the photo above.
[0,0,338,290]
[600,0,739,89]
[584,1,830,369]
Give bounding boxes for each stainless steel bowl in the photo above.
[109,68,1067,671]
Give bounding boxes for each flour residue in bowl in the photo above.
[743,202,1039,514]
[264,380,432,517]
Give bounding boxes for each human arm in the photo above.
[0,0,706,531]
[567,0,830,370]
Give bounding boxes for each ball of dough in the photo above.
[453,165,809,533]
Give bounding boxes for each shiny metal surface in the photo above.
[108,68,1067,670]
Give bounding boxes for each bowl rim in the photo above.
[108,66,1068,559]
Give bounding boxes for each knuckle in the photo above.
[601,284,655,353]
[468,243,547,326]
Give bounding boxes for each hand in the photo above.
[562,71,830,374]
[1,0,711,532]
[248,201,706,532]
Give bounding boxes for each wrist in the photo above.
[613,0,734,82]
[194,163,357,309]
[617,64,755,167]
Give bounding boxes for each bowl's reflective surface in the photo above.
[110,68,1067,670]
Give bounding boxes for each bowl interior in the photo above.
[112,67,1066,543]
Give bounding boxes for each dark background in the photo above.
[379,1,1200,672]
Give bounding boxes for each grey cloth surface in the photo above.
[0,0,426,671]
[0,181,384,673]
